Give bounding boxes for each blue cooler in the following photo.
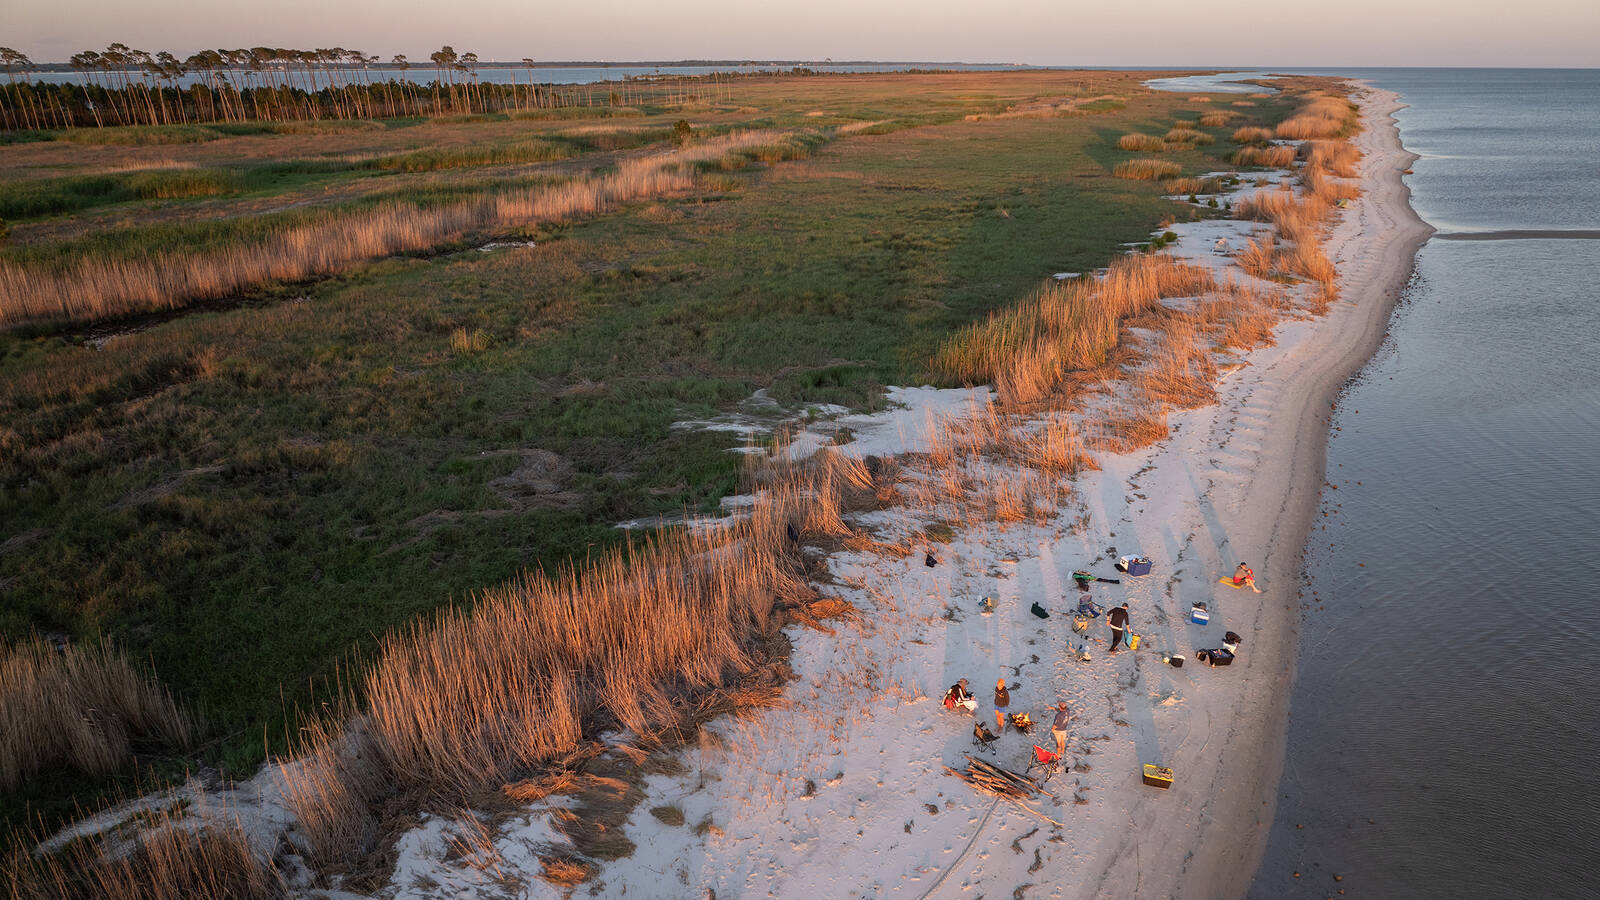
[1190,603,1210,625]
[1127,557,1152,576]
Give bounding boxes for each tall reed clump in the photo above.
[1303,139,1360,178]
[934,254,1217,405]
[1232,145,1297,168]
[1198,111,1234,127]
[0,130,810,329]
[1230,126,1274,145]
[1112,159,1182,181]
[1236,184,1341,284]
[0,638,195,792]
[1117,133,1166,152]
[4,795,279,900]
[1275,95,1358,140]
[277,452,860,870]
[1164,128,1213,146]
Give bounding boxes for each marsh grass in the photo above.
[1232,145,1297,168]
[3,793,278,900]
[934,254,1217,404]
[1275,95,1358,140]
[0,639,194,793]
[0,130,814,327]
[1230,126,1275,145]
[0,169,239,219]
[1112,159,1182,181]
[1117,134,1166,152]
[1163,128,1213,146]
[276,449,875,869]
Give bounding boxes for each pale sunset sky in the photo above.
[5,0,1597,67]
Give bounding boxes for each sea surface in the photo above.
[1241,69,1600,899]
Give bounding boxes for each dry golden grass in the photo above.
[1303,168,1361,204]
[1276,95,1358,139]
[1163,128,1212,146]
[1204,282,1284,351]
[1198,111,1235,127]
[1232,145,1297,168]
[4,796,278,900]
[1231,126,1275,145]
[1236,235,1277,279]
[1112,159,1182,181]
[935,254,1216,404]
[0,131,810,328]
[539,856,592,886]
[1136,316,1218,409]
[1,638,194,792]
[1304,139,1360,177]
[277,448,861,868]
[1278,237,1337,284]
[1117,133,1166,152]
[1236,185,1331,246]
[1087,406,1170,453]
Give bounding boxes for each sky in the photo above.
[5,0,1598,68]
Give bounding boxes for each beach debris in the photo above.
[925,552,939,567]
[1029,602,1050,619]
[978,595,996,615]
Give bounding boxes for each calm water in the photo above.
[1247,69,1600,899]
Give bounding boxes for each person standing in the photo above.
[993,678,1011,733]
[1108,602,1130,652]
[1051,701,1070,758]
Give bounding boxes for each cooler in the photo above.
[1142,764,1174,789]
[1190,603,1209,625]
[1126,557,1152,576]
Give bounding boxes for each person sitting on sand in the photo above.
[943,678,976,713]
[1051,701,1070,758]
[993,678,1011,733]
[1233,563,1262,593]
[1108,603,1130,652]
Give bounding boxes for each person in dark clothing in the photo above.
[1108,603,1130,652]
[993,678,1011,733]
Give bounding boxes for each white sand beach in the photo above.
[361,85,1433,899]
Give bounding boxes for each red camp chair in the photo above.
[1026,744,1062,784]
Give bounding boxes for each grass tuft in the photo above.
[1112,159,1181,181]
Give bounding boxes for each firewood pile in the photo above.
[944,754,1039,799]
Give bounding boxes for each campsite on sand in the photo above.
[1,65,1429,898]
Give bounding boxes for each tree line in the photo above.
[0,44,718,131]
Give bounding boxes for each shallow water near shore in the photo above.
[1249,69,1600,899]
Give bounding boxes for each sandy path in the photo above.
[374,86,1432,900]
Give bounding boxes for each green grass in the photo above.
[0,169,243,219]
[0,71,1307,836]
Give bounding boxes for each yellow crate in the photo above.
[1142,764,1173,789]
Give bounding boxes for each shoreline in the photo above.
[1183,83,1433,896]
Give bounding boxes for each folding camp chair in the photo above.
[1026,744,1062,784]
[972,722,1001,754]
